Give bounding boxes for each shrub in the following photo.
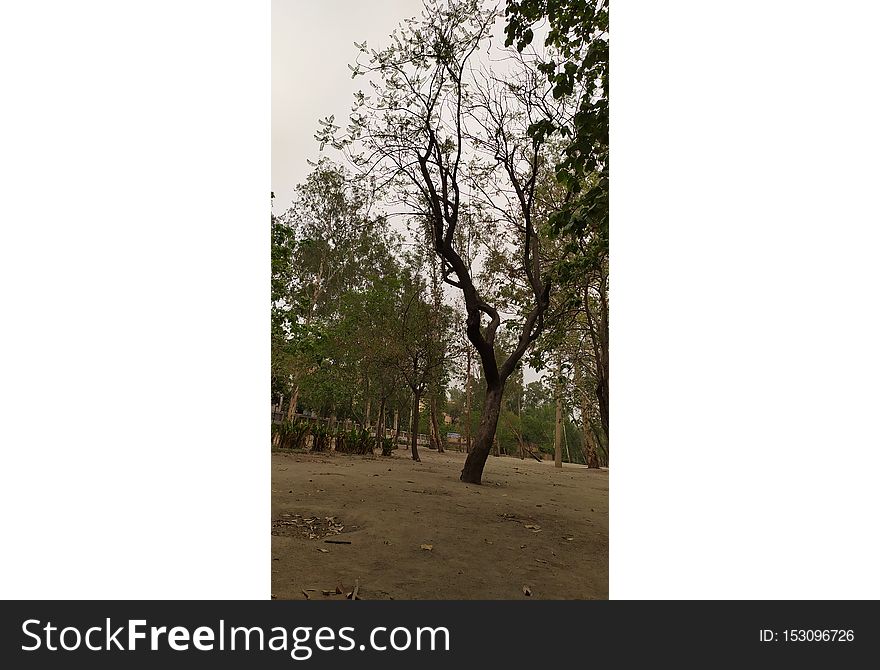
[273,420,312,450]
[311,425,331,452]
[380,437,394,456]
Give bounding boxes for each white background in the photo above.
[1,1,878,599]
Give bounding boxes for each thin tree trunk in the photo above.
[584,280,609,450]
[429,395,443,452]
[286,385,300,420]
[410,390,422,462]
[582,396,599,470]
[464,347,472,454]
[460,383,504,484]
[562,415,571,463]
[329,412,337,451]
[364,381,371,432]
[392,408,400,449]
[584,420,599,468]
[554,373,563,469]
[375,398,386,455]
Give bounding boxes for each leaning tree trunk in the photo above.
[409,390,422,462]
[460,383,504,484]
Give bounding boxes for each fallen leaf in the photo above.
[420,544,433,551]
[301,590,311,600]
[565,537,574,541]
[318,548,329,553]
[524,524,541,530]
[522,585,532,597]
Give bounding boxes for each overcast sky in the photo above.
[272,0,426,212]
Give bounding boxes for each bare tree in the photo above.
[321,0,559,483]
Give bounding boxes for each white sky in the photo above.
[272,0,426,212]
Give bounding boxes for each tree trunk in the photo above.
[464,347,472,453]
[582,395,599,470]
[562,416,571,463]
[364,384,371,432]
[584,279,609,457]
[460,383,504,484]
[554,376,563,469]
[286,385,300,420]
[583,421,599,469]
[596,375,609,447]
[429,395,443,452]
[410,390,421,462]
[392,408,400,449]
[375,399,385,441]
[329,412,337,451]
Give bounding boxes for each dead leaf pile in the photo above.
[271,513,347,539]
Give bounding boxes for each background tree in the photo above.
[506,0,609,453]
[392,256,452,462]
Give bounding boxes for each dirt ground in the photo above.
[271,447,608,600]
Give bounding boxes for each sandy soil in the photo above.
[271,447,608,600]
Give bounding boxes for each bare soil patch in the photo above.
[271,448,607,600]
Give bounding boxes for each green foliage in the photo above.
[272,420,312,451]
[310,425,332,453]
[505,0,608,245]
[273,419,397,457]
[335,428,376,455]
[381,437,394,456]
